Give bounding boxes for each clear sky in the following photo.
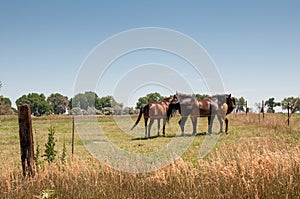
[0,0,299,109]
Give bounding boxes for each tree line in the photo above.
[13,92,127,116]
[0,82,299,116]
[234,97,299,113]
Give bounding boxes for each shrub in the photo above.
[43,126,57,163]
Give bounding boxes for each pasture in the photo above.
[0,113,300,198]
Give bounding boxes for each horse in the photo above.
[213,94,236,134]
[167,93,200,136]
[167,93,236,135]
[131,96,175,138]
[198,97,219,133]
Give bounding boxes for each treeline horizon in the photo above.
[0,90,299,116]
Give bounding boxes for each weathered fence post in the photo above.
[18,104,35,177]
[72,115,75,157]
[261,100,264,119]
[287,102,290,126]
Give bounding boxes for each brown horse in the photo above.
[198,97,218,134]
[131,96,175,138]
[167,93,200,136]
[214,94,236,134]
[167,93,236,135]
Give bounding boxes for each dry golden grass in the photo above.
[1,144,299,198]
[0,113,300,198]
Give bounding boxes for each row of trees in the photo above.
[267,97,300,113]
[234,97,299,113]
[0,80,299,116]
[16,92,172,116]
[14,92,127,116]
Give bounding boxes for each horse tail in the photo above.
[131,105,146,130]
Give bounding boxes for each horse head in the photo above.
[166,95,180,122]
[161,95,177,105]
[226,94,236,114]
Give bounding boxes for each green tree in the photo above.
[0,95,14,115]
[16,93,50,116]
[265,97,280,113]
[71,91,100,110]
[98,95,123,109]
[236,97,246,112]
[96,96,123,115]
[135,92,165,109]
[47,93,68,114]
[281,97,300,113]
[0,82,14,115]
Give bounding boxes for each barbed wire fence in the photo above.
[233,96,300,126]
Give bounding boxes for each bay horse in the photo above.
[167,94,235,134]
[217,94,236,134]
[167,93,200,136]
[211,94,236,134]
[131,96,175,138]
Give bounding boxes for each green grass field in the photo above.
[0,113,299,198]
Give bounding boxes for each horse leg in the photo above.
[147,119,154,138]
[208,114,215,134]
[157,119,160,136]
[179,116,187,136]
[225,118,229,134]
[144,118,148,138]
[190,116,197,135]
[162,118,166,136]
[217,115,223,134]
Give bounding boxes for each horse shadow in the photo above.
[131,135,160,140]
[131,132,208,140]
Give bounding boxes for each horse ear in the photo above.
[228,94,231,98]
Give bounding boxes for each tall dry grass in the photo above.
[1,139,299,198]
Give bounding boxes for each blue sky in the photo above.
[0,1,299,109]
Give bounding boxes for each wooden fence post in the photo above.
[18,104,35,177]
[287,102,290,126]
[72,115,75,157]
[262,100,265,119]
